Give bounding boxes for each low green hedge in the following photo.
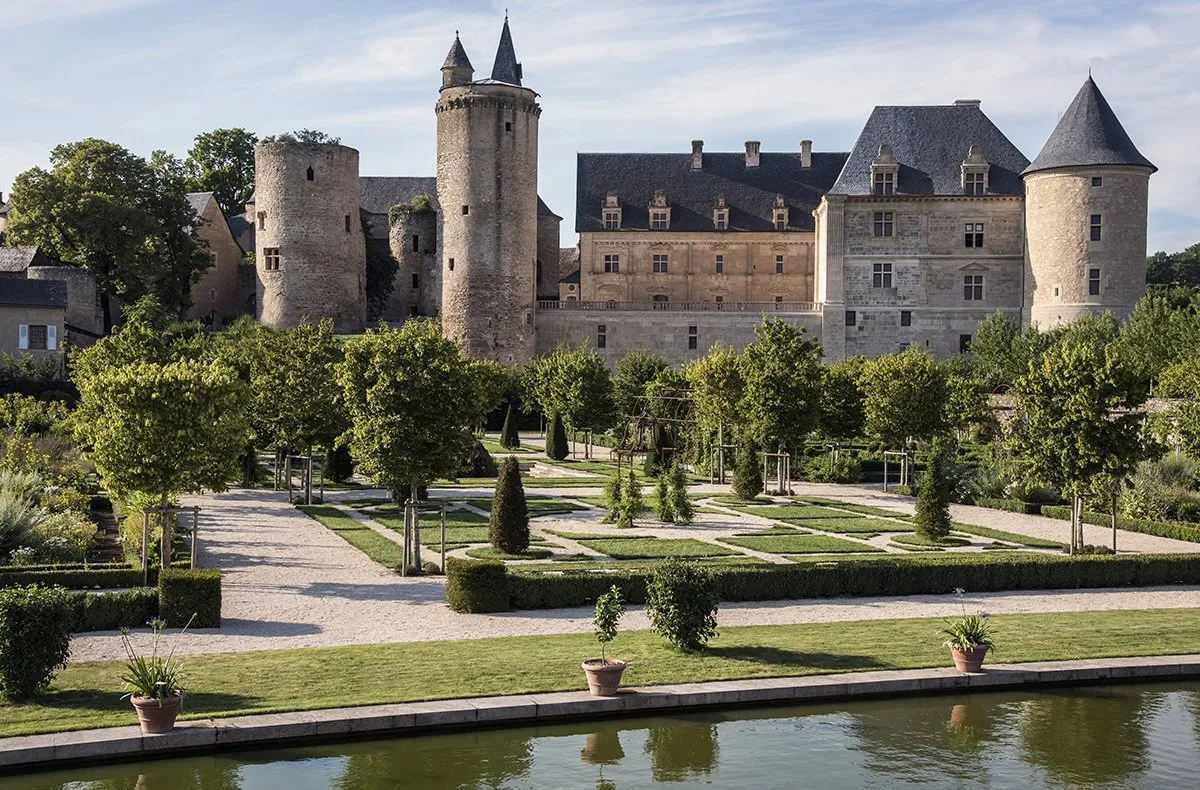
[446,558,509,613]
[0,567,154,590]
[482,553,1200,611]
[1040,506,1200,543]
[69,588,159,632]
[974,497,1042,515]
[158,568,221,628]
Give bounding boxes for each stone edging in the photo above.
[3,654,1198,774]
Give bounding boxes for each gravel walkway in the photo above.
[68,487,1200,662]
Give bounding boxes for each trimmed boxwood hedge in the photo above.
[0,567,154,590]
[460,553,1200,611]
[1040,506,1200,543]
[70,588,159,632]
[974,497,1042,515]
[445,558,509,613]
[158,568,221,628]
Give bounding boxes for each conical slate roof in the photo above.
[490,17,522,85]
[442,33,473,71]
[1023,77,1155,176]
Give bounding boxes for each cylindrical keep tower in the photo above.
[1022,77,1155,329]
[254,141,366,332]
[436,24,540,364]
[385,204,439,320]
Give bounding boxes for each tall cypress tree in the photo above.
[655,472,675,523]
[732,440,763,501]
[914,439,952,541]
[489,456,530,554]
[669,460,695,525]
[500,403,521,449]
[546,412,569,461]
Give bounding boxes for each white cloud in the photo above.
[0,0,159,29]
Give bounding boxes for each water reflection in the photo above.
[642,715,720,783]
[335,729,534,789]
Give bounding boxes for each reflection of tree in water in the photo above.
[335,729,534,789]
[1019,687,1159,786]
[848,696,1010,782]
[643,717,719,782]
[10,756,246,790]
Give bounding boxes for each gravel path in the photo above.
[68,487,1200,662]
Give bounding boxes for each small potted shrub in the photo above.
[120,617,191,733]
[582,585,626,696]
[940,589,996,673]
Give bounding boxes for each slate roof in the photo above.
[0,200,9,216]
[0,278,67,308]
[442,34,473,71]
[828,104,1030,196]
[559,247,580,282]
[358,177,438,215]
[185,192,213,217]
[576,151,848,233]
[1024,77,1156,176]
[228,214,255,255]
[0,246,41,273]
[537,196,560,218]
[490,18,522,85]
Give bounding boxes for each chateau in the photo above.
[241,18,1156,365]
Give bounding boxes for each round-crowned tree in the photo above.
[489,456,530,554]
[646,558,719,652]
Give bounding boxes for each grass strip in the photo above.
[785,517,905,534]
[951,522,1062,549]
[298,505,403,568]
[577,538,740,559]
[7,609,1200,737]
[891,533,972,548]
[801,499,914,520]
[720,535,882,554]
[542,556,765,570]
[732,505,856,520]
[479,439,535,455]
[466,546,554,561]
[544,529,656,541]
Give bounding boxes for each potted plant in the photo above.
[940,589,996,673]
[582,585,626,696]
[120,616,191,734]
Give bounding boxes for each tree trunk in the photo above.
[410,476,422,569]
[717,423,725,483]
[1111,492,1118,553]
[100,290,114,335]
[776,443,786,495]
[305,445,313,505]
[159,493,171,570]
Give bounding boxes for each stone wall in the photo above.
[386,207,439,320]
[1024,166,1150,328]
[187,195,245,325]
[26,265,99,335]
[254,141,366,332]
[535,306,823,367]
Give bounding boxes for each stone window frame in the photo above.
[344,215,352,233]
[263,247,281,271]
[715,254,724,274]
[597,324,607,349]
[774,295,784,304]
[1091,176,1103,188]
[873,211,894,238]
[964,222,985,248]
[872,262,893,288]
[715,295,725,305]
[652,294,670,308]
[872,171,895,196]
[1088,268,1102,296]
[603,253,620,274]
[650,210,670,231]
[713,209,728,231]
[773,197,789,231]
[963,171,987,195]
[688,325,698,350]
[775,255,785,275]
[603,192,623,230]
[652,253,669,274]
[900,310,911,327]
[963,274,984,301]
[1090,214,1103,242]
[845,310,857,327]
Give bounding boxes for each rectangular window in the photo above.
[597,324,607,349]
[963,274,984,300]
[714,211,727,231]
[652,254,669,273]
[964,222,984,248]
[1091,176,1103,187]
[411,273,419,289]
[900,310,911,327]
[873,211,893,237]
[603,254,620,273]
[775,255,784,274]
[959,334,973,354]
[505,121,512,132]
[448,258,455,271]
[412,235,420,252]
[965,172,986,195]
[845,310,856,327]
[872,262,893,288]
[688,325,698,351]
[652,294,669,308]
[603,211,620,230]
[715,296,724,305]
[344,215,351,232]
[263,247,281,271]
[461,205,469,215]
[715,255,724,274]
[1090,214,1102,241]
[1088,268,1101,296]
[774,211,787,231]
[872,171,895,196]
[774,296,783,303]
[650,210,669,230]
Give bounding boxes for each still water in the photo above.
[7,681,1200,789]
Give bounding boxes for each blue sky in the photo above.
[2,0,1197,252]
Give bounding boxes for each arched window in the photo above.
[306,166,314,181]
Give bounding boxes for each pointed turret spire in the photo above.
[490,15,523,85]
[441,31,474,88]
[1023,76,1156,175]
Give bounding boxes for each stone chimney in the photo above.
[691,140,704,170]
[954,98,982,106]
[745,140,761,167]
[800,140,812,168]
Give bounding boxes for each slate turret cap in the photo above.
[442,32,473,72]
[490,15,522,85]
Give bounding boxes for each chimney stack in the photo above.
[691,140,704,170]
[800,140,812,168]
[954,98,981,106]
[745,140,760,167]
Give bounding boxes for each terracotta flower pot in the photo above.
[950,645,989,673]
[130,693,183,734]
[582,659,627,696]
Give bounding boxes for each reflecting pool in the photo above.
[8,681,1200,788]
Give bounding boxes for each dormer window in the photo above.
[649,190,671,230]
[773,195,789,230]
[961,144,990,195]
[870,144,899,196]
[712,197,728,231]
[602,192,622,230]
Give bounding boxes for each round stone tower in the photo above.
[254,141,366,332]
[1023,77,1156,329]
[386,200,439,320]
[435,21,540,364]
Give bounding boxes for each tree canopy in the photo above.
[860,348,949,448]
[614,349,668,418]
[522,345,615,433]
[683,343,744,432]
[183,128,258,215]
[738,318,823,451]
[253,321,348,453]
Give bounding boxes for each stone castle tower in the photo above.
[435,19,540,364]
[1023,77,1156,328]
[255,140,366,332]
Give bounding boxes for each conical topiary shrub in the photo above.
[500,403,521,449]
[324,445,355,484]
[602,470,624,523]
[732,440,763,501]
[669,460,694,525]
[655,471,675,523]
[489,456,530,554]
[617,468,646,529]
[914,439,952,541]
[546,413,569,461]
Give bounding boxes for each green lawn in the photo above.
[457,497,589,518]
[6,609,1200,737]
[544,529,656,541]
[719,535,882,554]
[479,438,537,455]
[891,533,972,548]
[800,499,914,520]
[709,495,773,505]
[466,546,554,560]
[577,538,740,559]
[298,505,402,568]
[734,505,857,520]
[787,553,909,563]
[951,522,1062,549]
[785,517,904,534]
